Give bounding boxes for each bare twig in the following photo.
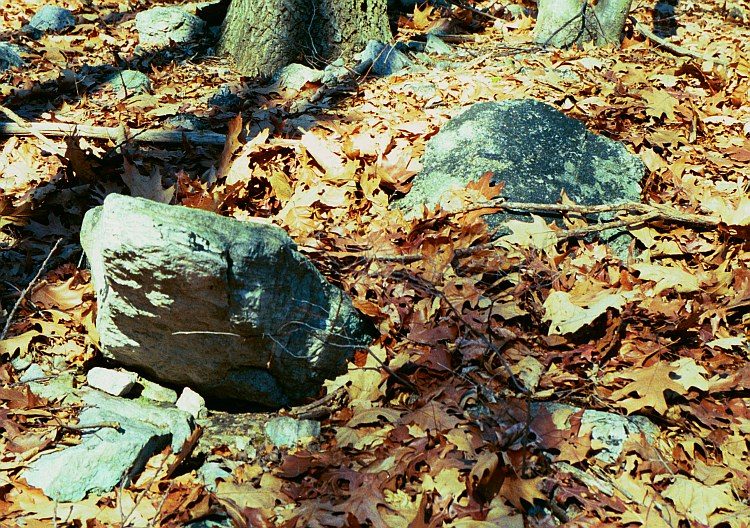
[0,106,65,155]
[0,121,227,145]
[289,386,345,420]
[630,16,730,66]
[1,238,62,340]
[163,425,203,480]
[363,199,726,264]
[58,421,121,433]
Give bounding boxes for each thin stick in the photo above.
[0,106,65,155]
[0,121,227,145]
[1,238,62,340]
[630,16,729,66]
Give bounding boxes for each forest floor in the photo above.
[1,0,749,526]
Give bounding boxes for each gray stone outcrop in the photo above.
[395,99,644,256]
[80,194,375,407]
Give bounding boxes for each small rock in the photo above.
[51,355,67,371]
[135,7,206,49]
[400,81,438,100]
[424,34,453,56]
[322,58,349,86]
[20,363,46,383]
[198,462,232,492]
[10,354,33,372]
[397,41,425,54]
[177,387,207,419]
[264,416,320,448]
[21,388,194,501]
[27,5,75,33]
[208,84,242,108]
[27,372,78,404]
[0,42,24,71]
[138,378,178,403]
[87,367,138,396]
[726,2,747,21]
[356,40,412,77]
[504,4,529,19]
[104,70,151,96]
[184,516,235,528]
[164,113,204,131]
[272,63,323,92]
[536,402,658,464]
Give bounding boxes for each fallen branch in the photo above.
[629,16,729,66]
[57,421,121,433]
[0,120,227,145]
[365,199,727,264]
[1,238,62,341]
[0,106,65,156]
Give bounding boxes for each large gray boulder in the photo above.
[80,194,375,406]
[135,7,206,49]
[395,99,644,255]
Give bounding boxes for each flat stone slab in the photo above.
[20,388,193,502]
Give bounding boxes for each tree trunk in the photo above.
[218,0,391,78]
[534,0,634,48]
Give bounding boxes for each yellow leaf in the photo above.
[413,3,434,30]
[499,215,557,252]
[670,357,710,392]
[610,362,685,414]
[663,476,742,525]
[122,160,174,203]
[0,330,38,356]
[632,262,700,295]
[423,467,465,500]
[542,289,630,335]
[641,89,678,120]
[301,131,345,176]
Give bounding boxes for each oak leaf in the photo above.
[610,362,686,414]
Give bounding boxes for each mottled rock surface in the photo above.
[0,43,24,71]
[395,99,644,256]
[27,5,75,33]
[80,194,375,407]
[21,389,193,501]
[135,6,206,49]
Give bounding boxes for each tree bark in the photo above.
[218,0,391,78]
[534,0,634,48]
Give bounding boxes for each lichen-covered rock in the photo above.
[28,5,75,33]
[0,43,24,71]
[135,7,206,49]
[395,99,644,257]
[80,194,375,407]
[104,69,151,96]
[21,388,193,501]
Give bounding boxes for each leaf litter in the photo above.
[0,0,749,526]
